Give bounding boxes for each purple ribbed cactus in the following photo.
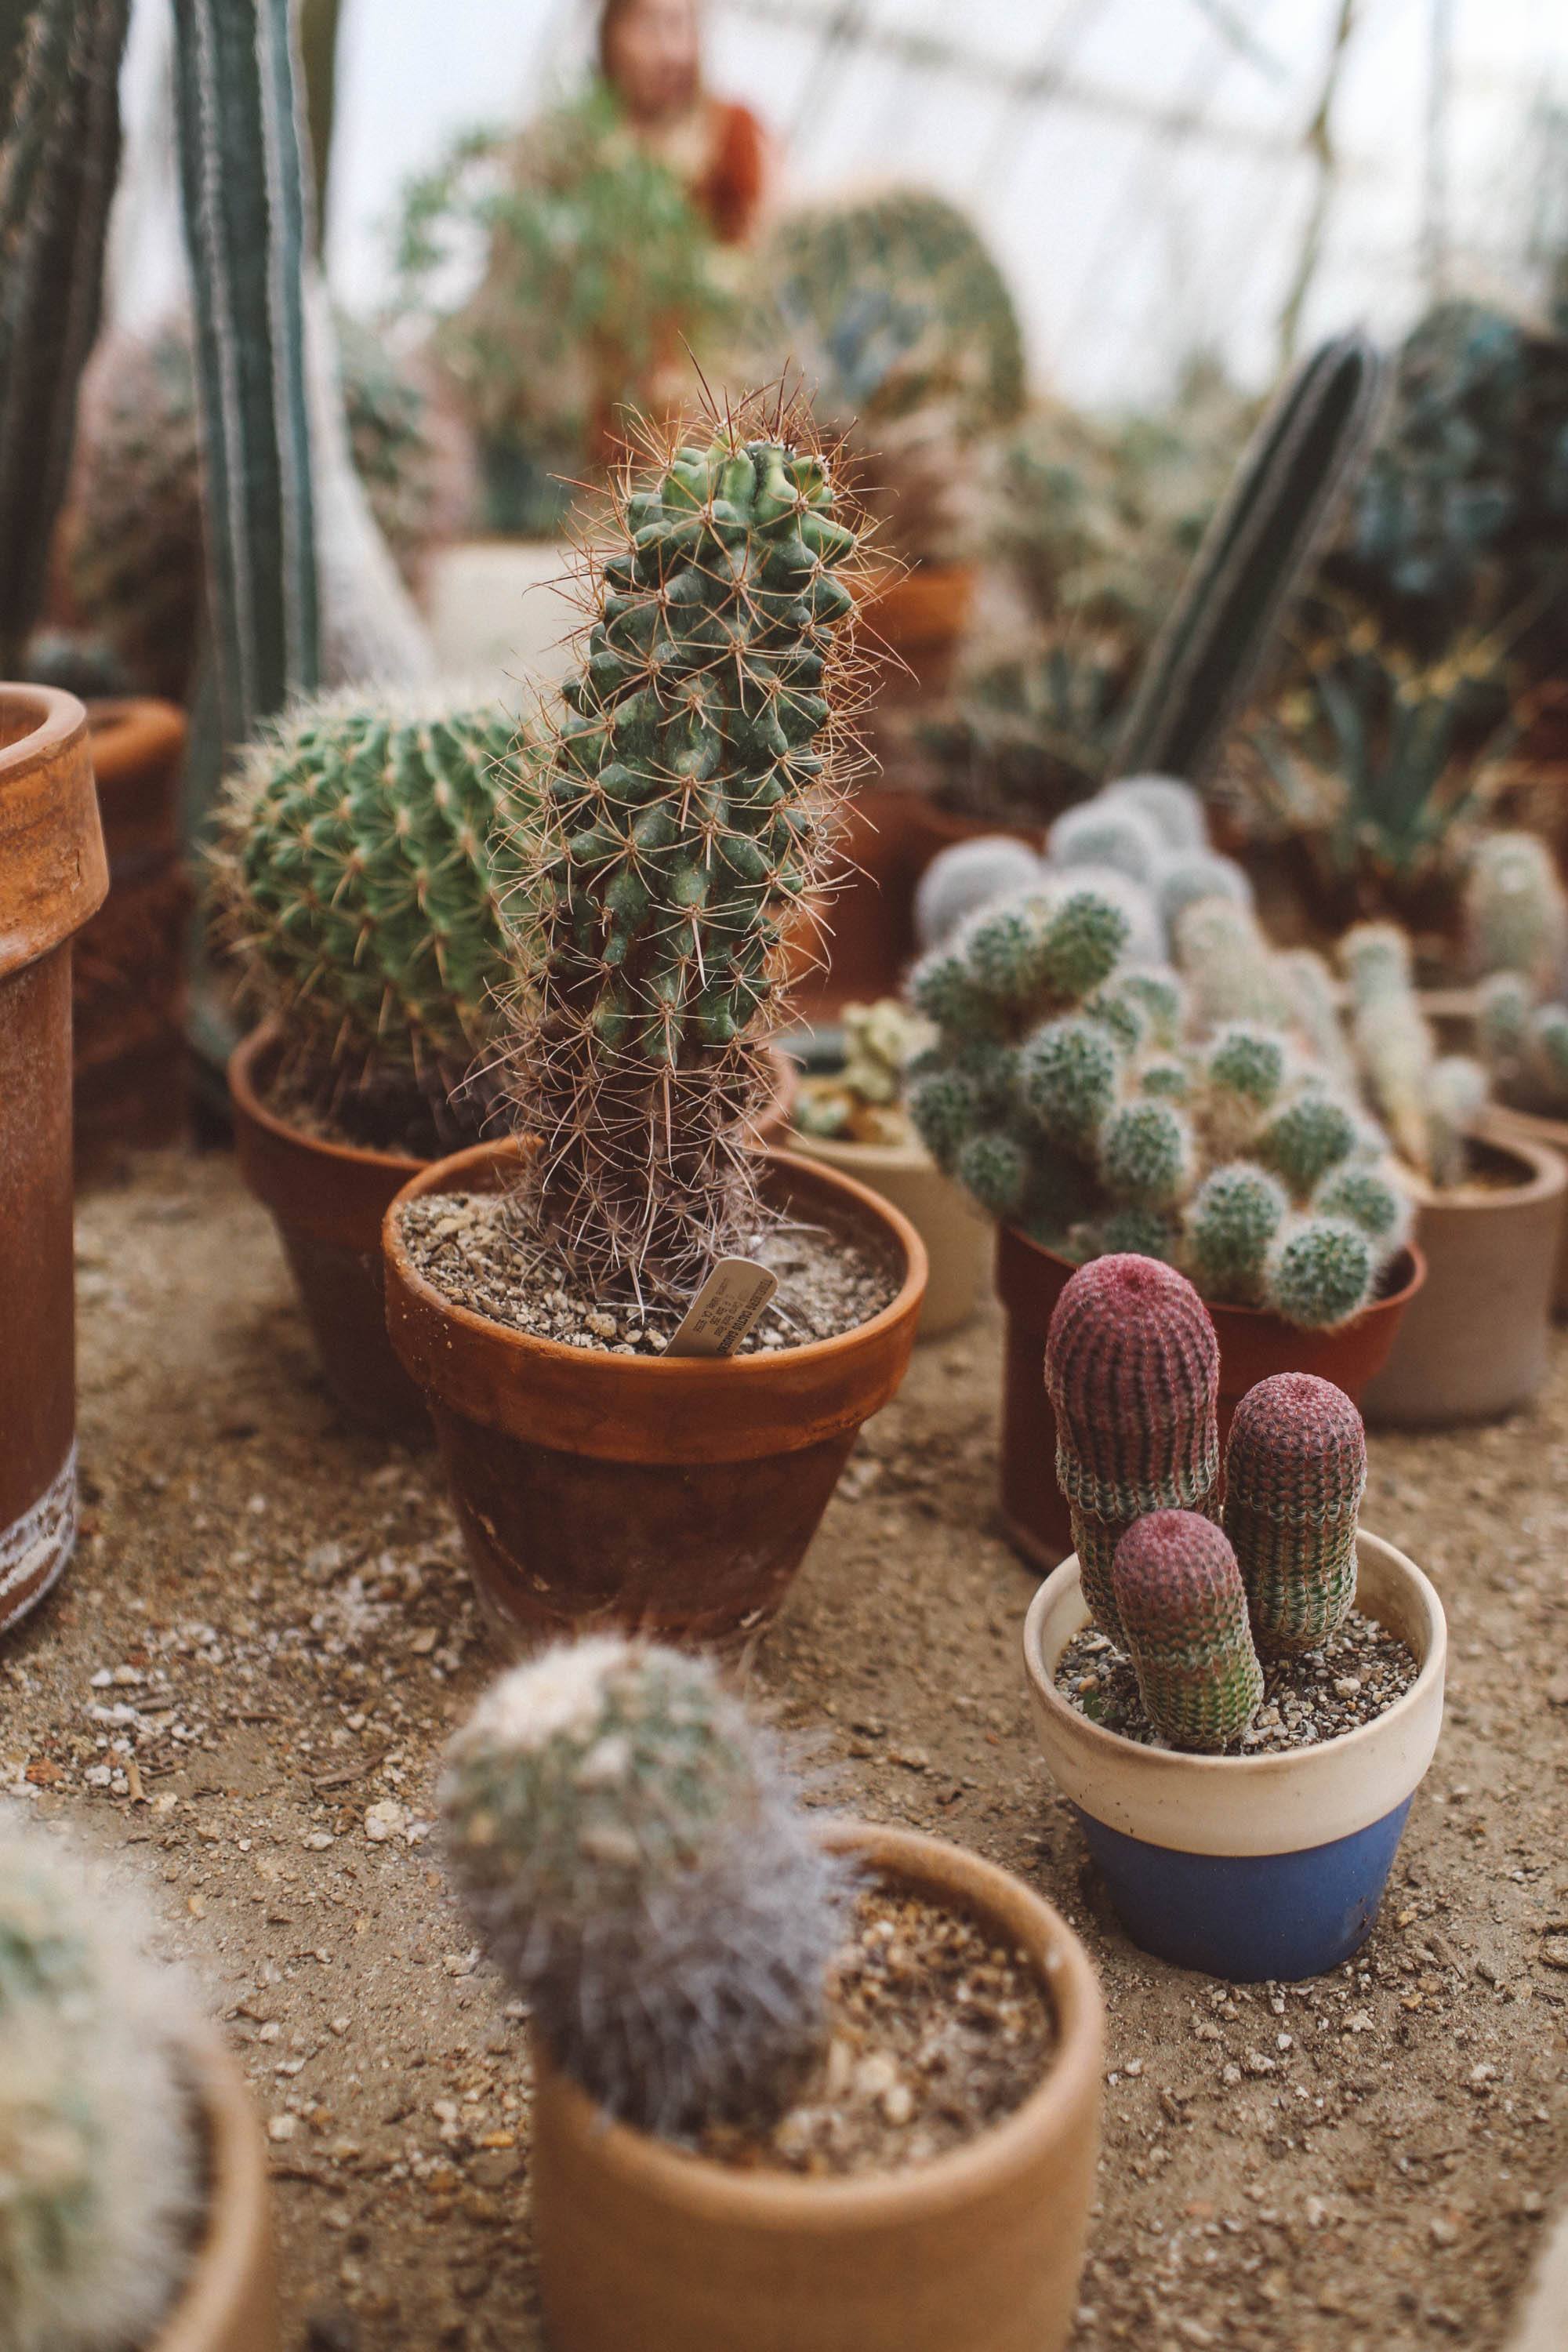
[1112,1510,1265,1752]
[1045,1254,1221,1642]
[1223,1372,1367,1657]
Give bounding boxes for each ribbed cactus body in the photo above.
[1111,1510,1264,1751]
[1224,1372,1366,1656]
[507,411,864,1298]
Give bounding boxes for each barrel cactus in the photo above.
[1111,1509,1265,1751]
[440,1637,848,2137]
[1224,1372,1367,1657]
[503,403,866,1300]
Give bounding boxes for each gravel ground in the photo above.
[6,1143,1566,2350]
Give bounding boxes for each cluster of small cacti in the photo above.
[1338,920,1488,1188]
[505,401,868,1301]
[792,997,931,1145]
[1047,1262,1370,1752]
[1464,832,1568,1116]
[217,690,525,1122]
[441,1635,848,2136]
[907,873,1410,1330]
[0,1824,201,2352]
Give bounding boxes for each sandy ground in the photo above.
[5,1143,1566,2351]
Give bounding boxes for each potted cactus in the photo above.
[906,880,1422,1566]
[0,1821,275,2349]
[1466,831,1568,1313]
[1022,1257,1447,1980]
[1336,919,1566,1424]
[441,1636,1103,2352]
[217,689,524,1435]
[789,997,989,1338]
[383,404,927,1650]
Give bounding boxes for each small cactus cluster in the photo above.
[1465,832,1568,1117]
[792,996,932,1146]
[504,398,869,1302]
[1048,1262,1370,1752]
[218,689,526,1125]
[440,1636,848,2137]
[908,877,1410,1330]
[1339,920,1488,1188]
[0,1824,201,2352]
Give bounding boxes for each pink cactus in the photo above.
[1112,1509,1264,1751]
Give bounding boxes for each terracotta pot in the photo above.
[791,787,928,1022]
[228,1025,429,1439]
[750,1040,798,1147]
[862,562,978,703]
[383,1143,927,1653]
[1362,1130,1566,1426]
[74,698,191,1163]
[159,2026,277,2352]
[994,1225,1426,1572]
[0,685,107,1637]
[788,1127,987,1340]
[1488,1101,1568,1318]
[532,1819,1103,2352]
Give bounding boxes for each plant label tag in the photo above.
[664,1258,779,1359]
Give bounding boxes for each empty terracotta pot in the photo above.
[531,1819,1103,2352]
[994,1224,1426,1571]
[1362,1130,1565,1427]
[74,697,190,1163]
[1489,1101,1568,1317]
[159,2026,276,2352]
[383,1143,927,1653]
[788,1125,988,1340]
[0,684,107,1637]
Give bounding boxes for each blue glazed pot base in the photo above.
[1073,1796,1415,1982]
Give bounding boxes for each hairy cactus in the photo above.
[1224,1372,1367,1656]
[1465,829,1568,991]
[1098,1097,1195,1210]
[0,1826,201,2352]
[1111,1510,1264,1751]
[1152,846,1254,933]
[218,690,524,1118]
[1312,1160,1414,1250]
[505,401,866,1300]
[1047,798,1163,885]
[1475,964,1568,1117]
[1264,1214,1374,1330]
[1100,773,1207,851]
[1174,896,1299,1031]
[1183,1161,1289,1305]
[1044,1253,1220,1641]
[440,1638,848,2137]
[913,833,1044,953]
[1277,946,1357,1087]
[1202,1022,1289,1153]
[1040,860,1165,964]
[1254,1088,1363,1199]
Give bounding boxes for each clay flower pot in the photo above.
[1362,1129,1566,1427]
[0,684,107,1636]
[1489,1101,1568,1317]
[862,561,978,702]
[228,1025,429,1439]
[532,1819,1103,2352]
[791,786,929,1022]
[1024,1534,1446,1981]
[383,1142,927,1653]
[789,1125,988,1340]
[158,2025,276,2352]
[994,1225,1426,1571]
[74,697,191,1164]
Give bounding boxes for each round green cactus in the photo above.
[1312,1162,1414,1250]
[907,944,993,1034]
[1111,965,1186,1051]
[956,1127,1030,1216]
[1098,1098,1194,1210]
[1036,885,1133,1001]
[1182,1161,1289,1305]
[1465,829,1568,988]
[1263,1215,1376,1330]
[1018,1014,1121,1148]
[906,1062,979,1171]
[1139,1054,1192,1103]
[1254,1091,1360,1200]
[1047,799,1163,886]
[1205,1024,1287,1115]
[1111,1510,1264,1751]
[1095,1206,1178,1261]
[959,895,1053,1008]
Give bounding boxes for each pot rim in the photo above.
[535,1819,1103,2228]
[230,1020,426,1181]
[996,1221,1428,1330]
[0,682,107,978]
[1406,1125,1567,1212]
[1483,1099,1568,1152]
[84,693,188,783]
[157,2021,272,2352]
[1022,1533,1447,1857]
[789,1122,938,1180]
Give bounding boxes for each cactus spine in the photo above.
[1224,1371,1366,1657]
[1112,1510,1264,1751]
[506,400,867,1301]
[440,1638,848,2137]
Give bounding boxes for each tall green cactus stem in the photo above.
[1044,1254,1221,1642]
[1112,330,1385,783]
[173,0,319,750]
[0,0,132,671]
[506,402,867,1301]
[1224,1372,1367,1657]
[1465,830,1568,989]
[440,1638,848,2137]
[1111,1510,1264,1751]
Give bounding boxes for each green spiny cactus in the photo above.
[1183,1161,1289,1305]
[1101,773,1207,851]
[1202,1022,1289,1153]
[1047,798,1163,885]
[1111,1509,1264,1751]
[1312,1160,1414,1250]
[1465,829,1568,989]
[0,1826,201,2352]
[1098,1097,1194,1210]
[1152,846,1254,933]
[439,1638,848,2137]
[1254,1089,1361,1199]
[956,1126,1030,1217]
[505,401,866,1300]
[913,833,1044,953]
[1224,1371,1367,1657]
[1019,1014,1123,1149]
[1174,897,1299,1031]
[1264,1214,1375,1330]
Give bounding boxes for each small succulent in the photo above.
[1224,1373,1367,1657]
[793,997,931,1146]
[1111,1510,1264,1751]
[1338,920,1489,1187]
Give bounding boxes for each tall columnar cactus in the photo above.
[0,1827,201,2352]
[1112,331,1386,784]
[1044,1253,1221,1642]
[1224,1372,1367,1657]
[440,1637,848,2137]
[0,0,132,672]
[1111,1509,1264,1751]
[1465,830,1568,992]
[506,402,867,1301]
[217,690,525,1115]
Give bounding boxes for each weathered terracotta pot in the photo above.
[383,1143,927,1653]
[788,1126,988,1340]
[793,786,927,1020]
[159,2026,276,2352]
[74,698,190,1163]
[1362,1131,1566,1426]
[228,1025,429,1439]
[862,562,978,702]
[0,685,107,1636]
[1489,1101,1568,1318]
[532,1819,1103,2352]
[995,1224,1426,1571]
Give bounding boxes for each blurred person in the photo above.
[597,0,774,244]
